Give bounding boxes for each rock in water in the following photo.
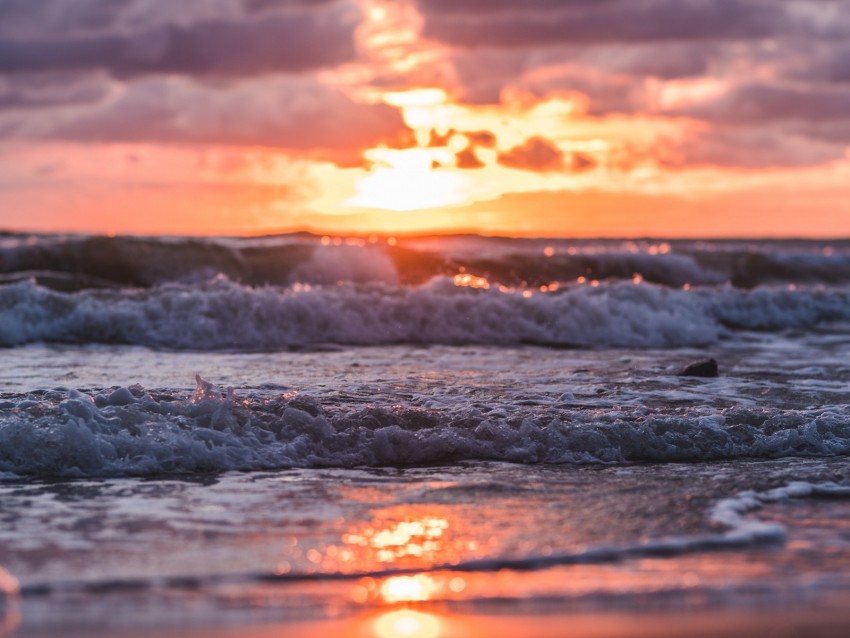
[680,358,719,377]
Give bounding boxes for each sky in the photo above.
[1,0,849,237]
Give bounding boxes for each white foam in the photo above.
[447,479,850,575]
[711,481,850,543]
[2,377,850,478]
[4,277,850,350]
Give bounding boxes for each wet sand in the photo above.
[12,606,850,638]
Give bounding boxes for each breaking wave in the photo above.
[2,377,849,478]
[2,275,850,350]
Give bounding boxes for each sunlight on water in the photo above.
[381,575,438,603]
[338,510,462,570]
[0,566,20,638]
[374,610,442,638]
[452,273,490,289]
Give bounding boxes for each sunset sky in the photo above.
[1,0,849,237]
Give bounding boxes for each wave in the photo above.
[1,377,849,478]
[3,233,850,291]
[2,275,850,349]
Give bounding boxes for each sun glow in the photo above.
[348,148,470,211]
[383,88,448,108]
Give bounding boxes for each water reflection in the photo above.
[381,575,437,603]
[350,573,468,607]
[343,516,450,565]
[0,566,20,638]
[330,504,494,576]
[374,609,442,638]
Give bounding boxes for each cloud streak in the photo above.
[417,0,788,47]
[0,1,358,77]
[0,75,407,160]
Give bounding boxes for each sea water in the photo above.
[1,233,850,636]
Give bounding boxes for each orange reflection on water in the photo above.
[374,609,442,638]
[334,505,484,573]
[381,575,438,603]
[343,516,450,565]
[351,573,467,606]
[452,273,490,289]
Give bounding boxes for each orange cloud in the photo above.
[455,147,485,169]
[497,136,564,172]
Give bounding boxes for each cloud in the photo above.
[417,0,788,48]
[0,72,110,109]
[498,137,564,172]
[408,0,850,170]
[571,152,597,171]
[465,130,496,147]
[571,42,714,79]
[655,125,845,168]
[793,43,850,84]
[0,75,408,163]
[455,147,485,169]
[0,1,406,164]
[417,0,617,14]
[244,0,339,12]
[672,82,850,123]
[0,0,358,77]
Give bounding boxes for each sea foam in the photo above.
[2,277,850,350]
[2,377,850,478]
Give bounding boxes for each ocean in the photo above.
[2,232,850,637]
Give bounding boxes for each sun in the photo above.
[345,88,475,212]
[347,147,471,212]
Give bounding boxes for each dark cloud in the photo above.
[798,44,850,84]
[0,76,408,161]
[244,0,338,12]
[498,137,564,172]
[0,72,110,109]
[449,49,532,103]
[0,1,346,37]
[574,42,713,79]
[0,6,357,77]
[659,125,844,168]
[418,0,787,47]
[674,82,850,123]
[0,0,127,38]
[448,44,693,107]
[790,120,850,146]
[418,0,617,13]
[414,0,850,170]
[514,65,649,115]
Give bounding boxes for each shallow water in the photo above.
[4,458,850,635]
